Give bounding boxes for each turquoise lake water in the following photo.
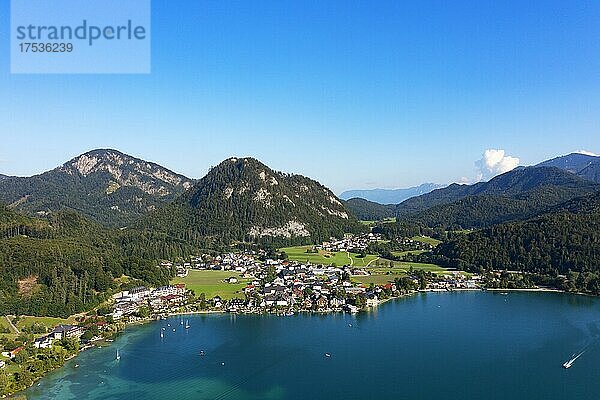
[22,292,600,399]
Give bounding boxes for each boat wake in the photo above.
[563,335,600,369]
[563,350,585,369]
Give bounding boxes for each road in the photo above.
[5,315,19,334]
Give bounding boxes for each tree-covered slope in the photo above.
[140,157,364,244]
[0,205,198,317]
[0,149,194,227]
[433,191,600,292]
[343,198,396,221]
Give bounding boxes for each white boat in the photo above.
[160,330,164,338]
[324,353,331,357]
[115,349,121,361]
[185,319,190,329]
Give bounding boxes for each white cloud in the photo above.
[574,149,599,157]
[474,149,520,182]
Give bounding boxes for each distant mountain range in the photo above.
[343,152,600,226]
[2,150,599,234]
[0,149,194,227]
[139,157,363,244]
[339,183,445,204]
[394,165,600,229]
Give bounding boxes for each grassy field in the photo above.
[16,316,71,331]
[0,316,17,339]
[411,235,442,246]
[280,246,379,267]
[391,249,426,257]
[352,261,452,285]
[171,270,250,300]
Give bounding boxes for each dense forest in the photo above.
[0,205,197,317]
[433,192,600,294]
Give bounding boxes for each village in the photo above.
[107,233,482,320]
[0,234,483,373]
[0,231,522,398]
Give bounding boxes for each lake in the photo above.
[22,292,600,399]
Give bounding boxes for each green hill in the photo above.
[343,198,396,221]
[139,157,364,245]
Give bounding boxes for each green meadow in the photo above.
[16,316,71,331]
[411,236,442,246]
[352,261,453,285]
[280,245,379,267]
[171,270,250,300]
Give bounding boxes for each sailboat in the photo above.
[115,349,121,361]
[185,319,190,329]
[563,351,585,369]
[160,330,164,338]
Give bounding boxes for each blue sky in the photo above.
[1,0,600,193]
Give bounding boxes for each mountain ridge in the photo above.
[536,152,600,182]
[0,149,195,227]
[394,166,600,229]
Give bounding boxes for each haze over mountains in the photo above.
[339,183,445,204]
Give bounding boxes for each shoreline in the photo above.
[9,287,589,398]
[485,287,564,293]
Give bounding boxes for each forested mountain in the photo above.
[343,198,396,220]
[433,191,600,294]
[394,166,600,229]
[537,152,600,182]
[339,183,445,204]
[0,149,194,227]
[0,203,198,317]
[139,157,364,245]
